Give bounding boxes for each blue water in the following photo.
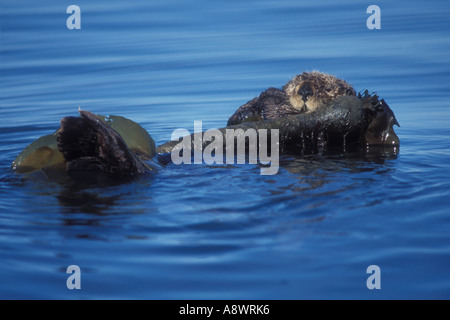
[1,0,450,299]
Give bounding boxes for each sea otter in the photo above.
[12,72,400,183]
[227,71,356,126]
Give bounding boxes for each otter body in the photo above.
[12,72,399,184]
[226,87,298,125]
[228,71,355,126]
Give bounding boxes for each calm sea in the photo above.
[1,0,450,299]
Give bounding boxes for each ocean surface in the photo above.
[1,0,450,299]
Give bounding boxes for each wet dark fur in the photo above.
[227,88,300,126]
[227,71,355,126]
[359,90,400,146]
[57,111,147,180]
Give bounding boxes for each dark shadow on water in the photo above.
[268,148,400,215]
[54,176,155,216]
[56,186,122,216]
[3,146,399,231]
[279,147,398,176]
[8,168,155,217]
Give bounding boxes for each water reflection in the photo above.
[56,187,122,216]
[272,150,398,214]
[281,149,397,177]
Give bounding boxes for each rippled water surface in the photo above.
[1,0,450,299]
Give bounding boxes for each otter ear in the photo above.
[346,88,355,96]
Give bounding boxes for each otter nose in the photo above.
[298,83,314,102]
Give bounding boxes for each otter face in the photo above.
[283,71,356,113]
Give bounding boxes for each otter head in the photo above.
[283,71,356,113]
